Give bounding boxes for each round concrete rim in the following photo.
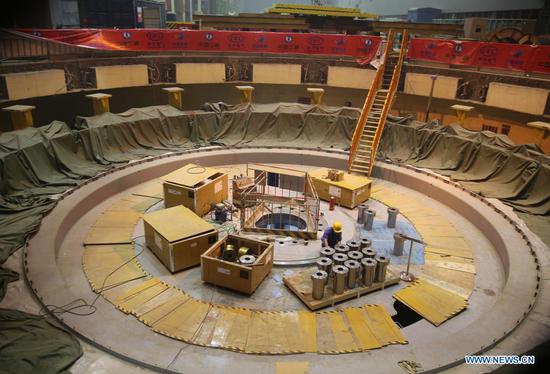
[23,147,541,373]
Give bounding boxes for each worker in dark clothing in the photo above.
[322,221,343,248]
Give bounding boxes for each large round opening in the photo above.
[255,213,307,230]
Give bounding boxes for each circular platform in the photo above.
[24,147,540,373]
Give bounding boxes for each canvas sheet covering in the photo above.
[0,102,548,368]
[1,103,548,263]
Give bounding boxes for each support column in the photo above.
[307,88,325,105]
[162,87,184,110]
[527,121,550,140]
[86,93,112,115]
[2,105,35,130]
[235,85,254,104]
[450,104,474,126]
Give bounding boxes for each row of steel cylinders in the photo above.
[358,203,400,230]
[311,239,390,300]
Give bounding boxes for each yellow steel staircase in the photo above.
[348,30,408,176]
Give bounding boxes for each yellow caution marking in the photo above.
[328,311,360,353]
[83,244,146,291]
[155,298,211,341]
[297,311,317,353]
[139,292,190,327]
[393,279,468,326]
[114,279,169,315]
[215,307,252,351]
[362,305,407,345]
[275,361,309,374]
[343,308,382,350]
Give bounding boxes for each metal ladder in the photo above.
[348,30,408,177]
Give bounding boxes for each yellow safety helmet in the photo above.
[332,221,342,233]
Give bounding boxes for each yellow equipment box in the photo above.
[201,234,274,295]
[143,205,218,273]
[162,163,228,216]
[309,167,372,209]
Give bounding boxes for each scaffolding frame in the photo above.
[238,163,320,239]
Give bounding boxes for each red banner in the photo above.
[19,29,381,60]
[18,29,550,74]
[408,38,550,74]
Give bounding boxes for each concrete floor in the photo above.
[136,194,425,312]
[8,148,547,373]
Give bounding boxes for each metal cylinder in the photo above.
[238,246,251,257]
[361,258,377,286]
[346,240,360,252]
[311,270,327,300]
[222,244,236,261]
[363,209,376,231]
[375,255,390,283]
[316,257,333,284]
[357,203,368,224]
[344,260,361,289]
[332,253,348,266]
[361,248,376,259]
[347,250,363,261]
[359,238,372,249]
[393,233,405,256]
[335,244,349,255]
[320,247,335,259]
[332,265,348,294]
[239,254,256,265]
[387,207,399,228]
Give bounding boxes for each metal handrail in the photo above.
[347,29,395,170]
[368,30,408,177]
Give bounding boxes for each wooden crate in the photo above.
[309,167,372,209]
[201,234,274,295]
[143,205,218,273]
[162,163,228,216]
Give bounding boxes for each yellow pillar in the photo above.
[307,88,325,105]
[162,87,184,110]
[2,105,35,130]
[527,121,550,141]
[235,85,254,104]
[86,93,112,115]
[450,104,474,126]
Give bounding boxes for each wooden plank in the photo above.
[283,267,400,311]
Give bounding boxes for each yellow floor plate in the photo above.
[83,245,146,291]
[393,279,468,326]
[79,181,483,355]
[132,180,164,199]
[83,227,134,245]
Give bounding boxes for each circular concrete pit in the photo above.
[24,147,541,373]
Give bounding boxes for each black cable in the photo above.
[40,237,146,318]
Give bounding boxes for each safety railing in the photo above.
[347,29,395,169]
[368,30,408,177]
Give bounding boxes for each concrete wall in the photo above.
[1,77,549,154]
[392,93,550,153]
[175,63,226,84]
[404,73,460,100]
[252,64,301,85]
[2,69,67,100]
[327,67,375,89]
[485,82,549,116]
[94,65,149,90]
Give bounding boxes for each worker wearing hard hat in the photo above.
[322,221,343,248]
